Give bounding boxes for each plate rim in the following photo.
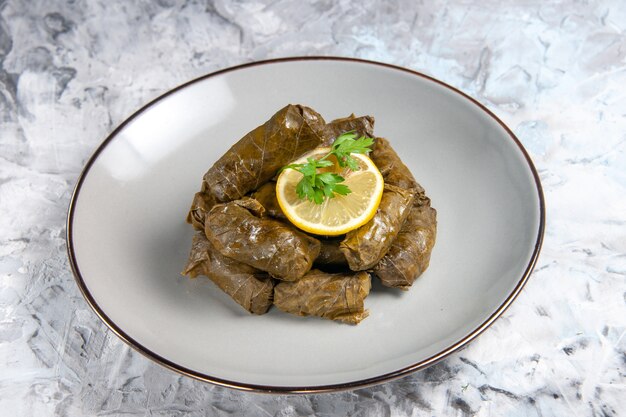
[66,56,546,394]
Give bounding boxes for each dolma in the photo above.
[186,189,217,231]
[321,114,375,146]
[250,181,286,220]
[314,238,348,268]
[205,198,321,281]
[340,184,415,271]
[182,232,273,314]
[370,137,425,194]
[369,137,438,287]
[203,104,325,202]
[374,204,437,289]
[274,269,371,324]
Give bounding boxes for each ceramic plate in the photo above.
[67,57,544,393]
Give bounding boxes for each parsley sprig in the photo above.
[280,131,375,204]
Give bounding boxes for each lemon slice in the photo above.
[276,148,384,236]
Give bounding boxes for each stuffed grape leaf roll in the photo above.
[340,184,415,271]
[374,204,437,289]
[182,232,273,314]
[370,137,424,193]
[250,182,286,220]
[274,269,371,324]
[186,189,217,231]
[314,238,348,268]
[204,198,320,281]
[369,137,438,288]
[321,114,375,146]
[203,104,325,202]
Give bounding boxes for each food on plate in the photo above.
[250,181,286,220]
[186,188,217,231]
[369,137,438,288]
[340,184,415,271]
[274,269,371,324]
[182,232,273,314]
[314,238,348,268]
[183,105,437,324]
[204,198,321,281]
[374,203,437,289]
[370,137,423,192]
[275,145,384,236]
[321,114,375,146]
[203,104,326,203]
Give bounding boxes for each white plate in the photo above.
[68,57,544,393]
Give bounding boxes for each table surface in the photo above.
[1,0,625,415]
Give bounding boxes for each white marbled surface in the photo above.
[1,0,625,415]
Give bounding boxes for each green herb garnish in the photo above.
[280,131,374,204]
